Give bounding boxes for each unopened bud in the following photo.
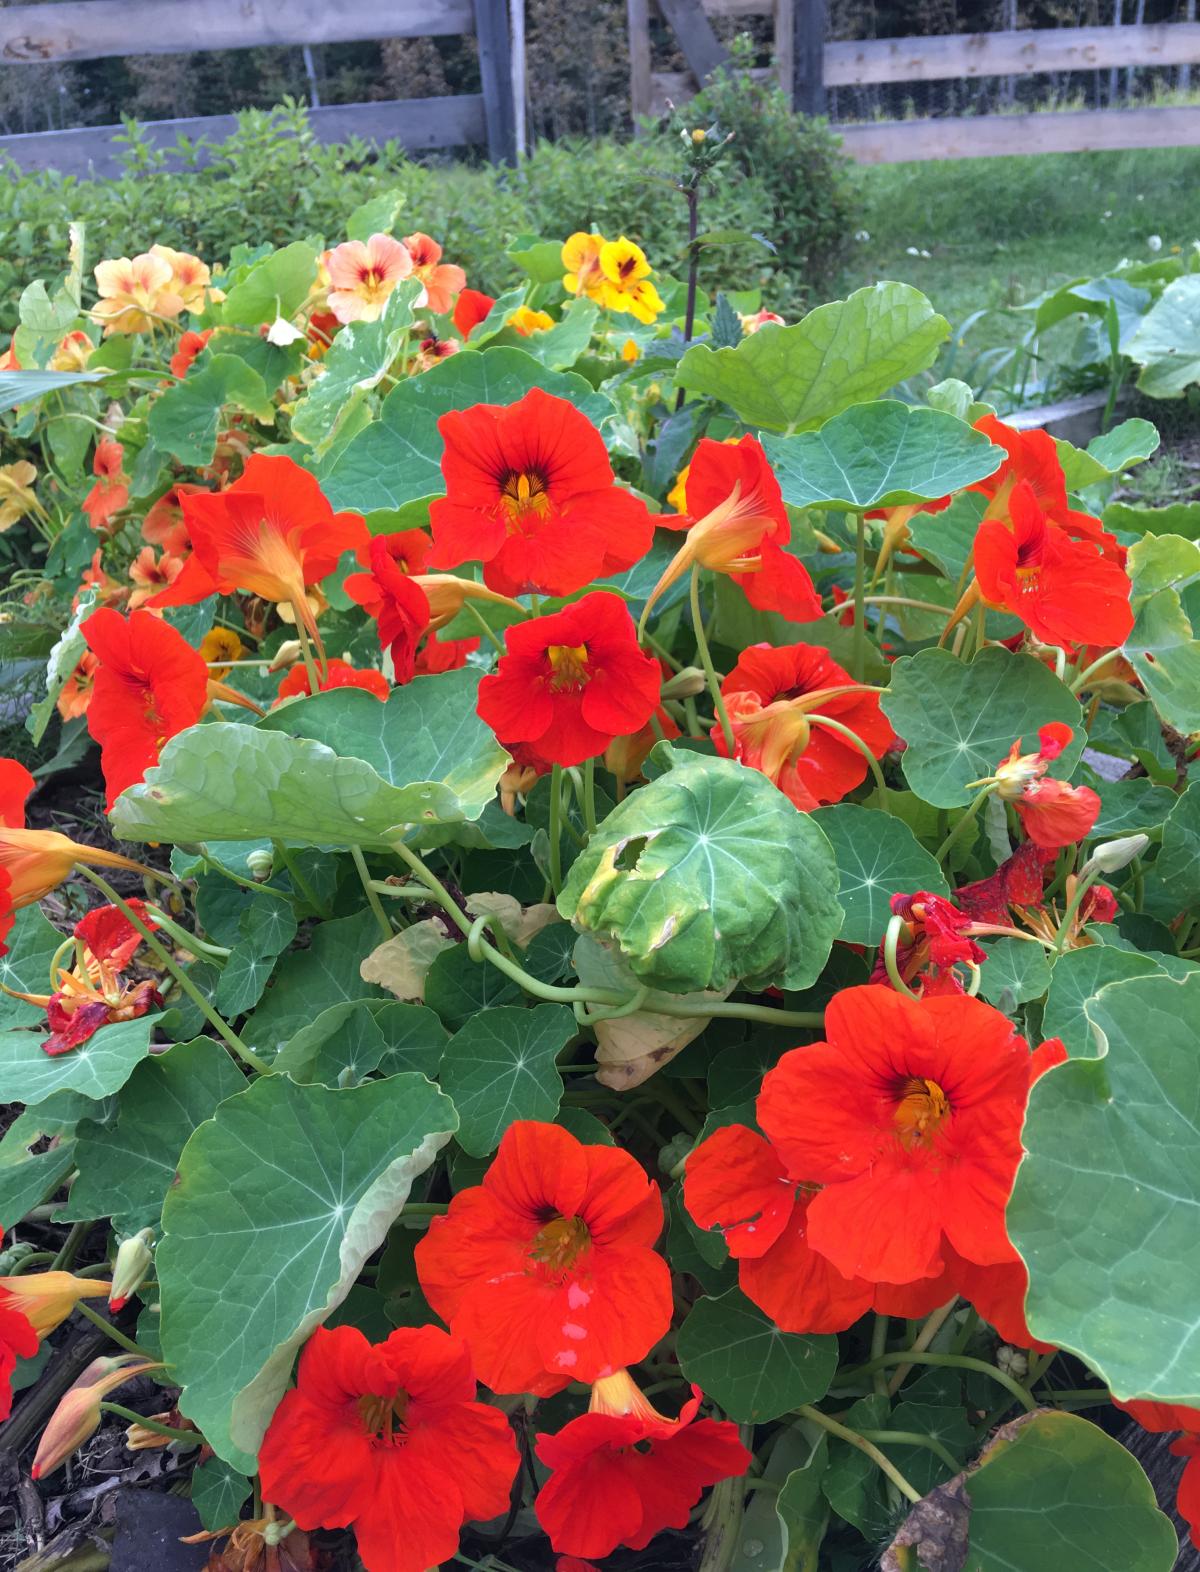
[109,1229,154,1313]
[246,847,275,882]
[660,666,707,700]
[995,1345,1028,1379]
[691,127,707,143]
[1081,833,1150,877]
[268,639,302,673]
[32,1356,160,1479]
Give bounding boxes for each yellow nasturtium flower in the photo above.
[561,232,606,302]
[598,237,665,325]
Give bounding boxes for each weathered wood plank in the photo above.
[657,0,729,83]
[835,104,1200,162]
[0,97,488,178]
[473,0,517,163]
[628,0,655,123]
[702,0,775,12]
[774,0,795,98]
[794,0,826,112]
[0,0,475,63]
[824,21,1200,86]
[649,65,772,113]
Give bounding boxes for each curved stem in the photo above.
[74,1302,153,1359]
[1052,867,1100,955]
[144,907,231,961]
[859,1429,962,1474]
[74,866,272,1077]
[795,1405,922,1504]
[351,847,393,942]
[51,1219,91,1272]
[806,712,888,811]
[845,1351,1036,1413]
[883,914,919,1000]
[887,1298,959,1395]
[934,788,992,866]
[548,765,565,897]
[275,842,331,918]
[690,566,734,755]
[1070,651,1119,694]
[99,1402,198,1445]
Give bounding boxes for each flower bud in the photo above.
[109,1229,154,1313]
[0,1271,110,1338]
[1080,833,1150,877]
[246,847,276,882]
[32,1356,160,1479]
[268,639,303,673]
[660,666,707,701]
[691,128,707,143]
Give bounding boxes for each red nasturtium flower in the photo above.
[428,388,656,597]
[82,438,129,535]
[0,1303,37,1421]
[986,724,1100,848]
[645,436,821,624]
[1116,1400,1200,1550]
[534,1370,751,1558]
[344,533,433,684]
[414,1121,673,1395]
[22,901,163,1056]
[169,328,212,379]
[452,287,495,339]
[713,643,892,811]
[414,634,480,675]
[403,232,466,315]
[147,455,368,644]
[275,659,390,703]
[758,986,1037,1285]
[82,608,210,807]
[258,1324,518,1572]
[476,592,662,769]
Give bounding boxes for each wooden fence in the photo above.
[0,0,518,174]
[629,0,1200,162]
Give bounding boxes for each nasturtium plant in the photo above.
[0,145,1191,1572]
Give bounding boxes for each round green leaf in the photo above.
[111,671,508,851]
[881,647,1085,808]
[1010,971,1200,1402]
[811,804,948,945]
[1123,533,1200,737]
[1042,944,1168,1057]
[242,911,386,1058]
[0,906,64,1030]
[0,1015,158,1104]
[159,1071,458,1470]
[221,242,318,328]
[191,1456,252,1534]
[1128,275,1200,398]
[559,747,843,994]
[439,1003,574,1156]
[762,401,1001,511]
[976,937,1050,1009]
[676,1288,839,1421]
[674,282,949,433]
[147,354,272,466]
[1150,779,1200,910]
[1091,777,1177,839]
[964,1411,1176,1572]
[273,1000,447,1085]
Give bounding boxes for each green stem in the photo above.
[871,1314,890,1397]
[1052,866,1100,955]
[859,1429,962,1474]
[351,847,393,942]
[582,756,598,836]
[1070,651,1120,694]
[292,602,324,692]
[198,852,292,903]
[852,511,867,683]
[887,1298,959,1395]
[796,1405,921,1504]
[933,788,992,866]
[98,1403,198,1445]
[807,712,888,810]
[845,1351,1036,1413]
[462,599,506,657]
[548,764,565,897]
[51,1219,91,1272]
[401,1202,449,1218]
[144,907,231,961]
[388,838,475,936]
[275,842,331,918]
[690,565,734,755]
[1034,1387,1110,1406]
[74,866,272,1077]
[883,914,919,1000]
[74,1301,154,1358]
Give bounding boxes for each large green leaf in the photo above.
[1122,533,1200,736]
[1057,419,1160,489]
[147,354,273,466]
[1090,777,1177,838]
[320,346,613,513]
[964,1411,1176,1572]
[159,1071,457,1469]
[290,280,423,451]
[221,242,319,328]
[881,647,1084,808]
[673,282,949,433]
[272,999,447,1084]
[776,1431,829,1572]
[1040,943,1172,1057]
[439,1003,574,1156]
[1011,971,1200,1402]
[242,911,386,1058]
[0,1016,158,1105]
[810,804,948,945]
[0,906,63,1030]
[762,401,1001,511]
[559,746,843,994]
[1149,780,1200,911]
[676,1289,838,1422]
[0,369,106,412]
[61,1038,246,1233]
[1127,275,1200,398]
[111,672,508,850]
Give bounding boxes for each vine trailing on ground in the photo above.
[0,106,1197,1572]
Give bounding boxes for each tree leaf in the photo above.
[964,1411,1176,1572]
[673,282,949,433]
[61,1038,246,1233]
[439,1003,574,1156]
[0,1016,158,1105]
[111,672,508,851]
[881,647,1085,808]
[158,1071,457,1470]
[762,402,1001,511]
[290,280,423,451]
[676,1288,839,1421]
[810,804,948,946]
[1122,533,1200,736]
[0,906,64,1030]
[559,746,843,994]
[1127,275,1200,398]
[1010,971,1200,1402]
[148,354,273,466]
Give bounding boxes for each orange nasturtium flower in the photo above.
[403,232,466,315]
[127,545,185,609]
[149,243,210,310]
[49,330,95,372]
[92,251,185,335]
[81,438,129,535]
[561,232,606,302]
[0,461,38,532]
[597,237,664,324]
[324,233,416,324]
[975,722,1101,849]
[0,1272,111,1339]
[56,650,99,721]
[508,305,554,335]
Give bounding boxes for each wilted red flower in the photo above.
[714,643,892,810]
[974,480,1133,650]
[414,1121,672,1395]
[82,439,129,535]
[986,724,1100,849]
[644,436,821,624]
[0,1303,37,1421]
[429,388,656,597]
[344,533,433,684]
[275,658,390,703]
[75,900,157,971]
[169,328,212,379]
[956,841,1049,927]
[404,232,466,316]
[258,1324,518,1572]
[452,288,495,339]
[535,1369,750,1558]
[413,635,480,675]
[82,607,210,807]
[758,987,1035,1285]
[476,592,662,769]
[871,890,985,996]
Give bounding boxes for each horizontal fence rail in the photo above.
[837,103,1200,162]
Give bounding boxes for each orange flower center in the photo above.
[357,1389,410,1444]
[499,469,551,529]
[893,1076,950,1147]
[547,642,589,691]
[528,1214,590,1274]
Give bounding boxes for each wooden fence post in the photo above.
[627,0,654,125]
[657,0,729,85]
[794,0,827,114]
[775,0,796,101]
[473,0,518,162]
